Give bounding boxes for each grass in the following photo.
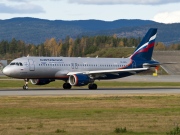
[0,95,180,135]
[1,79,180,88]
[114,127,127,133]
[167,125,180,135]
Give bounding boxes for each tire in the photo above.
[88,84,97,90]
[63,83,72,89]
[92,84,97,89]
[23,85,28,90]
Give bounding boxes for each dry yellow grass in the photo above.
[0,95,180,135]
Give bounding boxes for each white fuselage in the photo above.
[3,56,135,79]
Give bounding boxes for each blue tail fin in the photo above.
[130,28,157,61]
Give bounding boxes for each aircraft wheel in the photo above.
[92,84,97,89]
[88,84,93,89]
[63,83,72,89]
[23,79,29,90]
[88,83,97,90]
[23,85,28,90]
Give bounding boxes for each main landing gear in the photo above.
[62,82,97,89]
[88,83,97,90]
[63,82,72,89]
[23,79,29,90]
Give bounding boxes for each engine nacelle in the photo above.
[30,79,55,85]
[69,74,92,86]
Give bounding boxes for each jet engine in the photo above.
[69,74,92,86]
[30,79,55,85]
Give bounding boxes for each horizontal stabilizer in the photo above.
[143,62,179,69]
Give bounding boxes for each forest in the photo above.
[0,35,180,60]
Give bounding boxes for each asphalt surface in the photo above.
[0,88,180,96]
[1,73,180,96]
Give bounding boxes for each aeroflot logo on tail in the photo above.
[130,34,156,57]
[40,59,63,62]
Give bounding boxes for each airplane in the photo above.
[3,28,159,90]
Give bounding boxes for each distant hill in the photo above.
[90,23,180,45]
[0,17,180,45]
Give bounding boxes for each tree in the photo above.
[9,38,17,54]
[68,38,74,57]
[155,42,166,50]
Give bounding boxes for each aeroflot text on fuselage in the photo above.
[40,59,63,62]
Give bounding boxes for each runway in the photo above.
[0,88,180,96]
[1,74,180,96]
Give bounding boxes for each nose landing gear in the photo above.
[23,79,29,90]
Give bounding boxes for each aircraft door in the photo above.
[28,59,35,71]
[71,63,74,69]
[71,63,78,69]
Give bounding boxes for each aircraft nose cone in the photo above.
[2,67,11,76]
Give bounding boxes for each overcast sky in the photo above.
[0,0,180,23]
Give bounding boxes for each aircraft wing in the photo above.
[67,67,149,75]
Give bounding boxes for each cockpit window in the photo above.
[10,63,15,65]
[10,62,23,66]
